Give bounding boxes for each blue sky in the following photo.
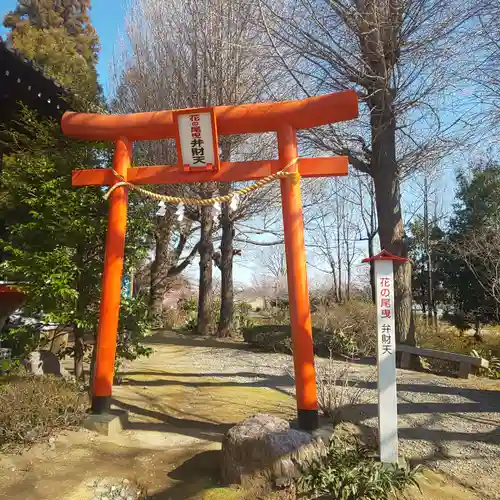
[88,0,127,96]
[0,0,126,96]
[0,1,491,288]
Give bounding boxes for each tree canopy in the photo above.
[4,0,100,99]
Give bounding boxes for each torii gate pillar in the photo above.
[278,126,317,429]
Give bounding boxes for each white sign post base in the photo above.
[363,250,409,464]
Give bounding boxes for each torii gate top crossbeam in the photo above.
[62,90,358,141]
[64,90,359,187]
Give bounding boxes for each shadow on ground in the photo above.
[146,450,226,500]
[114,365,500,466]
[111,397,233,442]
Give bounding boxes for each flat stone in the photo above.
[221,413,326,487]
[83,410,129,436]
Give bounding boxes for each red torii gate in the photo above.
[62,90,359,430]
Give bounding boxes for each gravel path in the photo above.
[137,332,500,499]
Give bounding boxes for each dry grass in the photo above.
[312,300,377,357]
[316,354,375,421]
[245,300,377,359]
[416,318,500,377]
[0,375,87,453]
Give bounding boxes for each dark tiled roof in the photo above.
[0,37,71,124]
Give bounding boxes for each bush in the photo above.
[416,320,500,375]
[242,323,358,357]
[160,306,182,330]
[115,295,154,371]
[242,324,295,353]
[312,300,376,358]
[179,298,255,336]
[234,301,255,332]
[316,355,374,421]
[242,299,376,359]
[0,375,87,452]
[471,348,500,379]
[298,435,419,500]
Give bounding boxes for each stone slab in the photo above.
[83,409,128,436]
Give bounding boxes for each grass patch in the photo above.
[298,435,419,500]
[0,374,87,453]
[416,320,500,378]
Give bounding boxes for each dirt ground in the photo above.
[0,331,498,499]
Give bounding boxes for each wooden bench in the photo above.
[397,344,489,379]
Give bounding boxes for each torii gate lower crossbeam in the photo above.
[62,90,359,431]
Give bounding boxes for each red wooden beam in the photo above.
[62,90,358,141]
[72,157,348,187]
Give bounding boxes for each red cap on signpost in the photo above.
[362,249,409,263]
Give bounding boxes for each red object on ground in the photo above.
[0,284,26,318]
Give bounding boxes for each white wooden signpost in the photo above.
[363,249,409,464]
[174,107,220,172]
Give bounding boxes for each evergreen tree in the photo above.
[408,221,447,318]
[0,112,153,378]
[4,0,100,99]
[1,2,153,378]
[443,162,500,328]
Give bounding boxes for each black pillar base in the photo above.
[91,395,111,414]
[298,409,319,431]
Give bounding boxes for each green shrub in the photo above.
[312,300,376,357]
[179,296,198,314]
[242,324,294,353]
[180,297,221,334]
[242,299,376,359]
[234,301,255,332]
[0,375,87,452]
[115,295,154,371]
[298,436,419,499]
[471,348,500,379]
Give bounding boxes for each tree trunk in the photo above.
[330,260,339,303]
[335,190,343,302]
[218,198,234,337]
[197,205,214,335]
[368,235,376,304]
[474,318,483,342]
[73,248,86,381]
[0,151,6,264]
[149,213,174,322]
[370,92,416,346]
[74,329,85,380]
[87,338,97,403]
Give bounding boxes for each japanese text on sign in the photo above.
[379,275,393,355]
[176,110,218,171]
[190,114,206,165]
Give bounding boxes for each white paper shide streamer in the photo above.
[211,201,221,221]
[230,193,240,212]
[175,203,185,222]
[156,200,167,217]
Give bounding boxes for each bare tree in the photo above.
[114,0,271,333]
[455,223,500,316]
[307,177,363,302]
[258,0,477,343]
[473,1,500,128]
[354,174,378,302]
[262,244,287,280]
[262,244,288,299]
